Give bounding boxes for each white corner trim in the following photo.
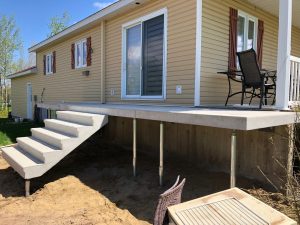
[121,8,168,100]
[100,20,106,104]
[163,9,168,101]
[194,0,202,107]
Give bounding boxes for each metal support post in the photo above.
[25,179,30,197]
[133,118,137,177]
[230,130,237,188]
[159,122,164,186]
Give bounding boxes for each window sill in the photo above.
[121,96,166,101]
[75,65,87,70]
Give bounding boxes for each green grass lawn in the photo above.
[0,108,10,118]
[0,109,41,146]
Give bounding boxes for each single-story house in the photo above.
[5,0,300,190]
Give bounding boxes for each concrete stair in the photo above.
[1,111,108,180]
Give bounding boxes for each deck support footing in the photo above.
[230,130,237,188]
[25,179,30,197]
[159,121,164,186]
[133,118,137,177]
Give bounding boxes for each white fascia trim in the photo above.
[7,68,37,79]
[121,8,168,100]
[29,0,140,52]
[194,0,202,107]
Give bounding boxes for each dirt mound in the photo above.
[0,176,150,225]
[1,144,297,224]
[246,188,298,222]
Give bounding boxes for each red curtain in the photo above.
[87,37,92,66]
[228,8,238,72]
[52,51,56,73]
[43,55,46,75]
[257,20,264,68]
[71,43,75,69]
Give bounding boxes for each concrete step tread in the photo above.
[31,128,73,140]
[1,110,108,179]
[17,137,60,153]
[2,146,43,167]
[44,119,87,128]
[57,111,103,117]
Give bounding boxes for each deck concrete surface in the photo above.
[38,102,297,130]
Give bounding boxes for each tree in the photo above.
[0,15,21,108]
[15,47,36,70]
[48,12,70,37]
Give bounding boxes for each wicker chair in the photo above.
[154,176,186,225]
[237,49,276,109]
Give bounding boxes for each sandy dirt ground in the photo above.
[0,136,297,224]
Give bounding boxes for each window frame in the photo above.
[237,10,258,52]
[45,53,53,75]
[121,8,168,100]
[75,39,87,69]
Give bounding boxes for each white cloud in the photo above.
[93,1,115,10]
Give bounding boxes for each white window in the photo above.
[237,11,258,68]
[122,8,167,99]
[46,53,53,75]
[237,11,258,53]
[75,39,87,68]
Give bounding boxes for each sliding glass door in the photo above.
[123,11,165,99]
[142,15,164,96]
[126,24,142,96]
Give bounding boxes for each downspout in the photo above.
[194,0,203,107]
[100,20,106,104]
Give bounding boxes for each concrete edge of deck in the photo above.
[37,102,298,131]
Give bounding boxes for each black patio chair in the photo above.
[237,49,276,109]
[154,176,186,225]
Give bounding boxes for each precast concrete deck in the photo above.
[37,102,298,188]
[38,102,297,131]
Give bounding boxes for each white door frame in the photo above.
[26,83,33,120]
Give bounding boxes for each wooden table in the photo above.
[168,188,296,225]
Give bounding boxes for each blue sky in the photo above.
[0,0,116,60]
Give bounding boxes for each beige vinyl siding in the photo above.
[105,0,196,105]
[10,0,300,117]
[35,26,102,103]
[11,26,103,118]
[11,74,35,118]
[201,0,300,105]
[292,27,300,57]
